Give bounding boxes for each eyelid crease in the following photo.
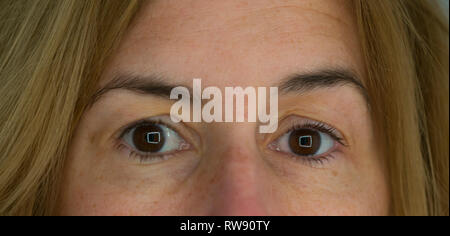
[267,115,350,148]
[117,118,164,140]
[115,115,200,152]
[289,122,347,147]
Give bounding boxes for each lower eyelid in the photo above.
[115,142,174,164]
[122,140,192,156]
[115,138,195,166]
[266,142,342,168]
[301,154,337,168]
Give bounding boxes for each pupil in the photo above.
[299,136,311,147]
[288,129,320,156]
[132,123,165,153]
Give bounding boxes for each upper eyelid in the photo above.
[117,115,349,150]
[117,116,171,139]
[272,115,349,146]
[279,124,344,147]
[117,119,158,139]
[291,123,346,146]
[116,115,198,150]
[117,120,146,139]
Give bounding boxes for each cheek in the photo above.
[60,183,167,216]
[266,149,389,215]
[58,132,199,215]
[59,164,213,216]
[281,171,389,216]
[58,159,178,215]
[59,154,389,216]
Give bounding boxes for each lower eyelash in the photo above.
[271,119,343,168]
[300,154,336,169]
[116,143,173,164]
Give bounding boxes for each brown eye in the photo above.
[271,126,335,157]
[122,121,189,154]
[288,129,321,156]
[132,124,165,153]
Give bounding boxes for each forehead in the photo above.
[104,0,363,87]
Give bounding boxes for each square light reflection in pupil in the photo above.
[299,135,312,148]
[146,132,161,144]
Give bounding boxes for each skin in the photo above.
[58,0,390,215]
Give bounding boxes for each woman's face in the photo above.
[59,0,389,215]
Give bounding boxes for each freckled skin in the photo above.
[58,0,390,215]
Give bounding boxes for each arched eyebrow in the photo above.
[90,69,368,106]
[89,74,189,106]
[277,69,368,102]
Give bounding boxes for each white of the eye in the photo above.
[277,132,291,153]
[315,132,334,155]
[123,124,184,153]
[276,130,335,156]
[158,126,184,152]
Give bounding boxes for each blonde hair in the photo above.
[353,0,449,215]
[0,0,142,215]
[0,0,448,215]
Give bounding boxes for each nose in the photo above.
[198,126,274,215]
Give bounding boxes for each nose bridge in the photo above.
[200,127,271,215]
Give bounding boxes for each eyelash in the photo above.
[293,121,345,145]
[115,119,187,164]
[115,117,346,167]
[273,120,346,168]
[116,143,177,164]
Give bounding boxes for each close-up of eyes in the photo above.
[117,115,346,168]
[119,117,191,164]
[268,118,346,167]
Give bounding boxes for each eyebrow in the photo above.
[277,69,368,102]
[90,69,368,106]
[90,74,185,106]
